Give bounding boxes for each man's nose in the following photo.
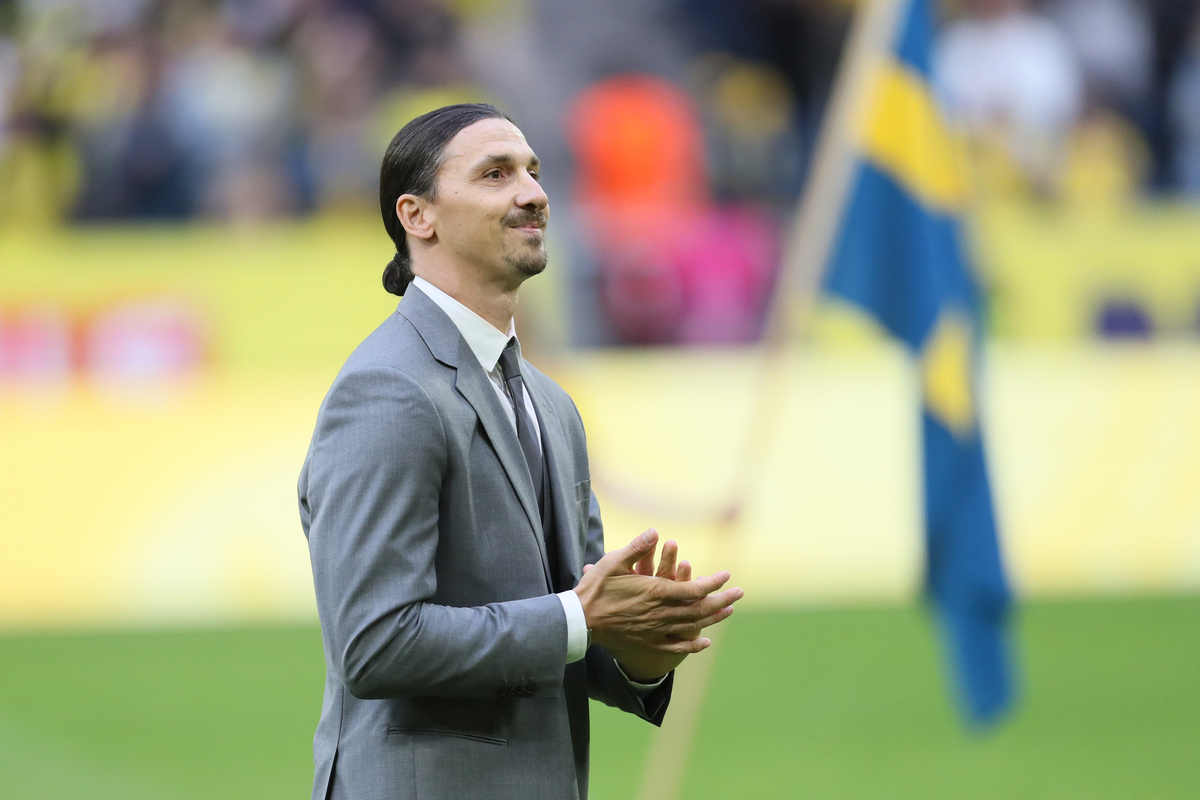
[515,172,549,211]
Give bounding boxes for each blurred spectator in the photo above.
[0,27,17,161]
[569,75,707,214]
[291,7,382,212]
[935,0,1083,193]
[359,0,460,84]
[34,0,148,36]
[566,75,706,344]
[1147,0,1200,190]
[1169,10,1200,194]
[161,12,297,220]
[691,53,804,206]
[1061,108,1150,208]
[0,0,86,225]
[1045,0,1153,118]
[682,0,851,188]
[1040,0,1155,205]
[567,75,780,345]
[71,28,192,218]
[222,0,305,45]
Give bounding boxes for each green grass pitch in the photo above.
[0,596,1196,799]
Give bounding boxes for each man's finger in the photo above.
[651,637,712,655]
[655,540,678,580]
[634,537,658,576]
[688,588,744,618]
[676,560,691,582]
[655,571,731,602]
[653,586,743,625]
[582,563,594,574]
[667,605,735,639]
[686,572,732,599]
[611,528,659,572]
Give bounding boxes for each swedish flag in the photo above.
[823,0,1015,723]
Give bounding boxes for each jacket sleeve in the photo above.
[300,365,568,701]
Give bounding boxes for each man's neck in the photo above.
[412,267,518,334]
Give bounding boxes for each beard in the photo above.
[505,244,548,278]
[502,209,549,278]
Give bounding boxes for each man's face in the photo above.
[427,118,549,287]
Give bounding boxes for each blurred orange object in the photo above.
[566,74,708,212]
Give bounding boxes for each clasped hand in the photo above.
[572,529,742,682]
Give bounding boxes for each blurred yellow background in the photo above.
[5,205,1200,629]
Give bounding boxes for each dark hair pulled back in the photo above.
[379,103,510,295]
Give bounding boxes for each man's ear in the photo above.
[396,195,436,242]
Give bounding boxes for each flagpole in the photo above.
[633,2,908,799]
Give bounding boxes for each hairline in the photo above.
[406,116,518,205]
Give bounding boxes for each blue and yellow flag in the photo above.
[823,0,1015,723]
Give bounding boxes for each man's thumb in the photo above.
[614,529,658,570]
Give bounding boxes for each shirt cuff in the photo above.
[557,590,588,664]
[613,659,668,694]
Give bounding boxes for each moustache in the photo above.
[505,212,547,229]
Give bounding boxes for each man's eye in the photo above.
[528,171,539,181]
[486,169,502,179]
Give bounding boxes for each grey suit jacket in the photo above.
[298,285,672,800]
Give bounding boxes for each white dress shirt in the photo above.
[411,278,664,690]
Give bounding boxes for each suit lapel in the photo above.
[527,377,582,590]
[398,288,553,590]
[453,340,551,580]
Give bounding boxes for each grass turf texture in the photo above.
[0,596,1195,799]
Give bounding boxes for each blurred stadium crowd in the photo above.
[1,0,1200,345]
[939,0,1200,202]
[0,0,846,223]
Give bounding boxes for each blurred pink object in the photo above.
[0,305,73,385]
[84,299,208,382]
[597,205,780,345]
[674,206,779,344]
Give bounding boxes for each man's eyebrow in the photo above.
[474,153,541,170]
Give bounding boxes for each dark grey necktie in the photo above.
[499,338,562,590]
[498,339,544,511]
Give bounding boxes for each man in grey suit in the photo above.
[298,103,742,800]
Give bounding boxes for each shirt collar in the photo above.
[411,276,515,373]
